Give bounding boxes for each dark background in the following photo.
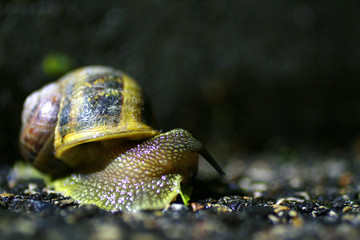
[0,0,359,165]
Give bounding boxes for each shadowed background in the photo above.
[0,0,359,165]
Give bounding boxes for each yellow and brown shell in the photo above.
[20,66,159,176]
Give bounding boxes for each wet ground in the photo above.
[1,153,360,240]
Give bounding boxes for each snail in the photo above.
[19,66,224,212]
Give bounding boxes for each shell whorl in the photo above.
[19,82,61,165]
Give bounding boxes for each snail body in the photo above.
[19,66,224,212]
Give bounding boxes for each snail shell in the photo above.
[20,66,158,177]
[19,66,224,212]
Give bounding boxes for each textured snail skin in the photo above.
[53,129,200,212]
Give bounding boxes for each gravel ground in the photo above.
[1,153,360,240]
